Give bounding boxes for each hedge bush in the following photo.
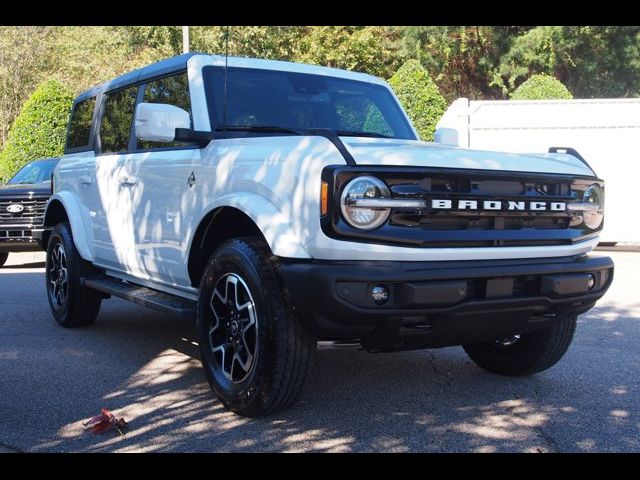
[388,59,447,141]
[0,79,74,182]
[511,74,573,100]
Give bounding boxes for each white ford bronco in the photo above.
[41,53,613,416]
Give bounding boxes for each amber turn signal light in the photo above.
[320,181,329,216]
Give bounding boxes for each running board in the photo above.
[81,276,196,320]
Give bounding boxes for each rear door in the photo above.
[93,85,141,272]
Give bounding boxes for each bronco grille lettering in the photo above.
[430,199,566,211]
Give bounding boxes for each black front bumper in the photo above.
[0,228,45,253]
[279,254,614,352]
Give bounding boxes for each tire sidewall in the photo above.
[46,224,79,324]
[197,241,275,412]
[464,311,577,375]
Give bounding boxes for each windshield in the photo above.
[203,66,416,140]
[8,159,58,185]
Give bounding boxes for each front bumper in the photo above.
[279,254,614,352]
[0,228,45,252]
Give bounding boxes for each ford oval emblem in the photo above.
[7,204,24,213]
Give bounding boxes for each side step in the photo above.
[81,276,196,320]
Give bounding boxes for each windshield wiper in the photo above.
[213,125,359,165]
[333,130,390,138]
[216,125,304,135]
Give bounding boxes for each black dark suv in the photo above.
[0,158,59,267]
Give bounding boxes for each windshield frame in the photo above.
[202,65,418,141]
[8,159,59,185]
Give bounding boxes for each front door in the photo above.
[127,72,199,286]
[127,148,200,286]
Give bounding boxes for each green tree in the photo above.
[0,79,73,182]
[399,26,535,101]
[495,26,640,98]
[190,26,402,78]
[191,26,307,61]
[297,26,402,78]
[48,26,163,93]
[511,74,573,100]
[0,27,55,148]
[388,60,447,141]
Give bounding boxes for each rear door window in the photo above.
[66,97,96,151]
[99,86,138,154]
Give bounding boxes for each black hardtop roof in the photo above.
[75,52,203,102]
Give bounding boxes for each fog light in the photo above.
[587,273,596,290]
[371,285,389,305]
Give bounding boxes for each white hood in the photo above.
[341,137,596,177]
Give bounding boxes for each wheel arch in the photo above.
[187,201,309,287]
[43,193,94,261]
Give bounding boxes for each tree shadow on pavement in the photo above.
[36,301,640,452]
[2,269,638,453]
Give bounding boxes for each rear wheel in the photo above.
[463,311,577,376]
[0,252,8,267]
[46,222,102,327]
[196,237,314,417]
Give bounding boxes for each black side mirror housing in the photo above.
[174,128,215,147]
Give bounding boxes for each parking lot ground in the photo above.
[0,250,638,452]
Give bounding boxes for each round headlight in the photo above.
[583,184,604,229]
[340,176,391,230]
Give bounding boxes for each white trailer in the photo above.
[435,98,640,244]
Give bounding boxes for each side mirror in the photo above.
[434,127,460,146]
[134,103,191,142]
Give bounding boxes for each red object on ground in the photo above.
[83,408,128,436]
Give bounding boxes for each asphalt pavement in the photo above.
[0,250,638,452]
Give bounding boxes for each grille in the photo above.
[390,213,570,231]
[0,229,35,241]
[0,198,48,227]
[325,165,594,249]
[385,177,576,247]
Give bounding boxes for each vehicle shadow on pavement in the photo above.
[1,269,638,453]
[3,261,46,269]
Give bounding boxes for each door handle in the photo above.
[79,175,92,185]
[120,177,138,187]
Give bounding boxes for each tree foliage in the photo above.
[399,26,535,101]
[0,79,73,182]
[511,74,573,100]
[495,26,640,98]
[0,27,54,147]
[388,60,447,141]
[2,25,640,156]
[296,26,402,78]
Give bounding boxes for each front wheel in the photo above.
[196,237,314,417]
[0,252,8,267]
[463,311,577,376]
[46,222,102,327]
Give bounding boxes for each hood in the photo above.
[341,137,596,177]
[0,182,52,198]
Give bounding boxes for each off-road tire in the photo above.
[463,312,577,376]
[0,252,8,267]
[196,237,314,417]
[46,222,102,327]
